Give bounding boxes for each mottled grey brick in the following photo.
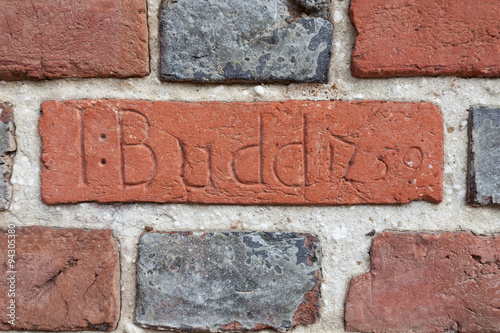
[468,106,500,206]
[0,103,15,210]
[160,0,333,83]
[135,231,321,332]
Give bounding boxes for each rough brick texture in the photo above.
[39,99,443,205]
[0,0,148,80]
[468,106,500,206]
[345,232,500,333]
[0,104,15,210]
[0,227,120,331]
[160,0,332,83]
[135,231,321,332]
[350,0,500,77]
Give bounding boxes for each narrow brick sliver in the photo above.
[350,0,500,77]
[345,232,500,332]
[0,103,16,210]
[135,231,321,332]
[0,0,149,80]
[40,99,443,205]
[0,227,120,331]
[467,106,500,206]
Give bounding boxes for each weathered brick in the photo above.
[345,232,500,333]
[0,226,120,331]
[135,231,321,332]
[0,0,148,80]
[350,0,500,77]
[468,106,500,206]
[160,0,332,83]
[39,99,443,205]
[0,104,15,210]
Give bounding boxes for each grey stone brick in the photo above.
[0,103,15,210]
[160,0,333,83]
[468,106,500,206]
[135,231,321,332]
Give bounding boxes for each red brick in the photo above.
[0,226,120,331]
[350,0,500,77]
[345,232,500,333]
[39,99,443,205]
[0,0,148,80]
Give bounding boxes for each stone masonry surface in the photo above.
[39,99,443,205]
[135,231,321,332]
[345,232,500,333]
[350,0,500,77]
[0,226,120,331]
[468,106,500,206]
[0,103,15,210]
[0,0,149,80]
[2,0,500,331]
[160,0,332,83]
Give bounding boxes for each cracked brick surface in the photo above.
[135,231,321,332]
[345,232,500,333]
[0,227,120,331]
[0,104,15,210]
[350,0,500,77]
[39,99,443,205]
[0,0,148,80]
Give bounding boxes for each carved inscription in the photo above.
[40,100,444,204]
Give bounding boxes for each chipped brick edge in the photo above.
[135,231,322,332]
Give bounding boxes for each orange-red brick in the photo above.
[346,232,500,332]
[350,0,500,77]
[0,0,148,80]
[40,99,443,205]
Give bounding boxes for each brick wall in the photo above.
[1,0,500,332]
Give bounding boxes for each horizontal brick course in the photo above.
[40,99,443,205]
[350,0,500,77]
[0,0,149,80]
[0,227,120,331]
[346,232,500,332]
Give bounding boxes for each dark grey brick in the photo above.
[468,106,500,206]
[0,103,15,210]
[135,231,321,332]
[160,0,333,83]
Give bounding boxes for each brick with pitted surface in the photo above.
[0,226,120,331]
[0,0,148,80]
[39,99,443,205]
[350,0,500,77]
[346,232,500,332]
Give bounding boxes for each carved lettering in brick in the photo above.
[350,0,500,77]
[135,231,321,332]
[468,106,500,206]
[0,103,15,210]
[0,0,148,80]
[346,232,500,332]
[0,227,120,331]
[40,100,443,205]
